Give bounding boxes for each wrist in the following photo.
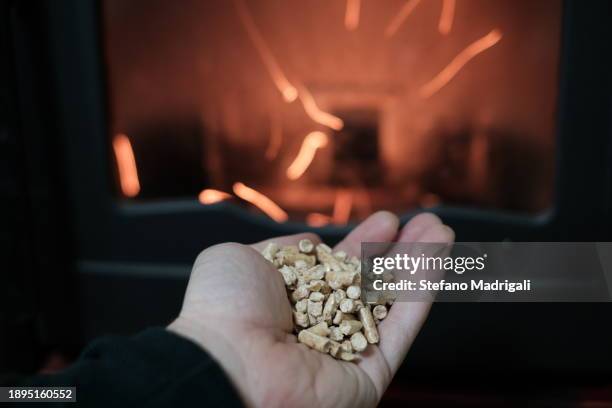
[167,315,252,404]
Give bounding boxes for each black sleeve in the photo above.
[7,328,244,407]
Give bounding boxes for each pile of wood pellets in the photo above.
[260,239,390,362]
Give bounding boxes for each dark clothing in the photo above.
[5,328,243,407]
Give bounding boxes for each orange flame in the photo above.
[333,190,353,225]
[233,182,288,222]
[113,133,140,197]
[199,189,232,204]
[345,0,361,31]
[420,29,502,98]
[298,85,344,130]
[438,0,455,35]
[233,0,297,102]
[385,0,421,38]
[306,190,353,227]
[286,131,329,180]
[306,213,333,227]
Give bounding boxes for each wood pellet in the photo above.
[260,239,392,362]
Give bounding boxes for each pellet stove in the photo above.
[3,0,612,384]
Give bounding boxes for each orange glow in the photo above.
[419,193,441,208]
[438,0,455,35]
[333,190,353,225]
[113,133,140,197]
[306,213,333,227]
[420,29,502,98]
[306,190,352,226]
[233,182,288,222]
[198,189,232,204]
[385,0,421,38]
[298,85,344,130]
[286,131,329,180]
[233,0,297,102]
[344,0,361,31]
[265,111,283,160]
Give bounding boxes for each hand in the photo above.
[168,212,454,407]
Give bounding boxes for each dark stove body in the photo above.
[2,0,612,383]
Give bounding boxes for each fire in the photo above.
[333,190,353,225]
[233,0,297,102]
[298,85,344,130]
[233,182,288,222]
[385,0,421,38]
[112,133,140,197]
[420,29,502,98]
[305,190,353,227]
[286,131,329,180]
[306,213,333,227]
[438,0,455,35]
[199,189,232,204]
[344,0,361,31]
[265,111,283,160]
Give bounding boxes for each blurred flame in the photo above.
[438,0,455,35]
[305,190,353,227]
[233,182,288,222]
[345,0,361,31]
[307,212,333,227]
[420,29,502,98]
[113,133,140,197]
[419,193,441,208]
[199,189,232,204]
[286,131,329,180]
[265,110,283,160]
[233,0,297,102]
[298,85,344,130]
[385,0,421,38]
[333,190,353,224]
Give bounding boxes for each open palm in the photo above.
[169,212,454,407]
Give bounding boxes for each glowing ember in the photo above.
[306,212,333,227]
[233,0,298,102]
[199,189,232,204]
[298,85,344,130]
[113,133,140,197]
[265,111,283,160]
[344,0,361,31]
[384,0,421,38]
[233,182,288,222]
[420,29,502,98]
[286,131,329,180]
[438,0,455,35]
[333,190,353,225]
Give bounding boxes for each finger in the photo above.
[376,221,455,374]
[371,212,445,268]
[355,215,451,395]
[250,232,322,252]
[333,211,399,257]
[399,212,445,242]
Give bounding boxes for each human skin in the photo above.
[168,212,454,407]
